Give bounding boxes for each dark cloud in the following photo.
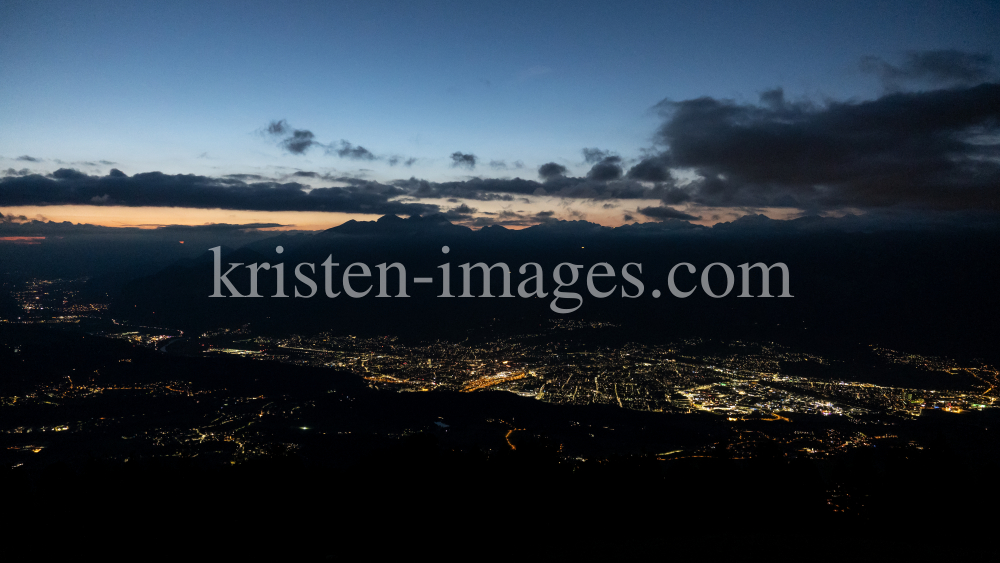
[0,169,439,216]
[450,152,477,169]
[51,168,88,180]
[0,212,31,224]
[16,155,40,162]
[281,129,319,154]
[440,203,478,220]
[450,203,476,215]
[626,155,672,182]
[266,120,290,136]
[758,88,786,109]
[3,168,32,177]
[861,50,996,90]
[225,173,266,181]
[538,162,567,180]
[582,148,615,164]
[333,141,376,161]
[622,213,635,222]
[423,183,520,201]
[262,119,321,155]
[660,186,692,205]
[586,156,623,181]
[395,177,534,199]
[655,81,1000,211]
[392,175,663,202]
[489,160,508,170]
[637,205,701,221]
[292,171,320,178]
[387,156,417,167]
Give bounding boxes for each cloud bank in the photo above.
[0,170,438,216]
[652,81,1000,211]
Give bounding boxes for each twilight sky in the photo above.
[2,0,998,230]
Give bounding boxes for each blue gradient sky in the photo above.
[1,0,998,228]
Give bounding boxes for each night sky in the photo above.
[2,0,998,230]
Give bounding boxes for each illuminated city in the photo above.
[3,277,996,475]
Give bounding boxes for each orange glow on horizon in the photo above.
[1,206,382,231]
[0,236,46,244]
[0,203,821,232]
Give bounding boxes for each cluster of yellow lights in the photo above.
[461,372,527,393]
